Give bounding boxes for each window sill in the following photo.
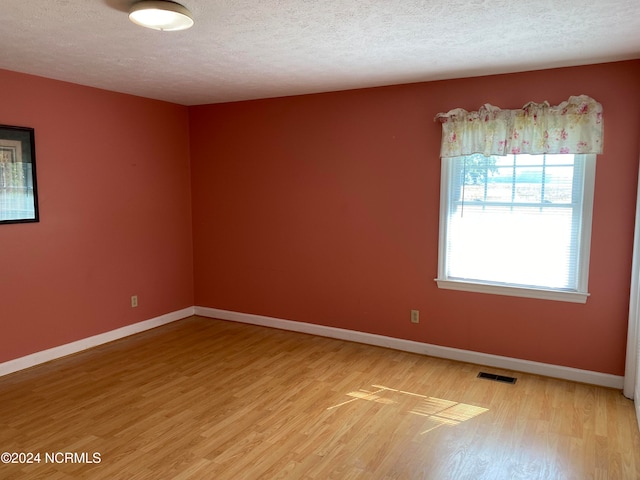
[435,278,589,304]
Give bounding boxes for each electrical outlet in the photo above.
[411,309,419,324]
[131,295,138,308]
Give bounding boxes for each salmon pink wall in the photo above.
[0,69,194,363]
[190,60,640,376]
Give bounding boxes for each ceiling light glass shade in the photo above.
[129,1,194,31]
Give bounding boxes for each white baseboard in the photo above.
[0,307,195,377]
[195,306,624,389]
[2,305,624,390]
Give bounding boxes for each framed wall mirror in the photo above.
[0,124,39,224]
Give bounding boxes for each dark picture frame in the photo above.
[0,124,39,224]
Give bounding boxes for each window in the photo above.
[436,153,596,303]
[0,125,39,224]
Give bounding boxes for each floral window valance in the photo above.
[435,95,603,158]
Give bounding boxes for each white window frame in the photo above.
[435,154,596,304]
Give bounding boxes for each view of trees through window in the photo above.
[456,153,576,207]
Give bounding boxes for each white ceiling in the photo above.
[2,0,639,106]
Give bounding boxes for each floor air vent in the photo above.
[477,372,517,384]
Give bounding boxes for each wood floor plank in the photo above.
[0,315,639,479]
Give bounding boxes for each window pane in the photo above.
[543,166,574,203]
[513,172,543,203]
[0,163,36,221]
[447,205,574,289]
[515,154,543,166]
[545,154,575,165]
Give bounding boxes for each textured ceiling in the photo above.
[1,0,639,106]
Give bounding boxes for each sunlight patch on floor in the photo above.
[328,383,488,434]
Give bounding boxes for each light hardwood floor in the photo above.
[0,316,639,479]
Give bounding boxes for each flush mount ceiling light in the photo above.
[129,1,194,31]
